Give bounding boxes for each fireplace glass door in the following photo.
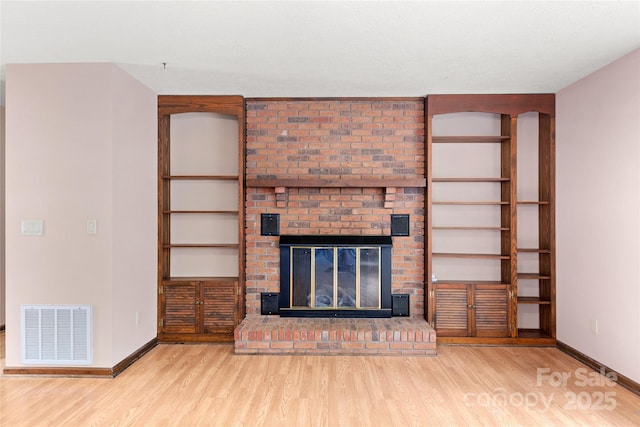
[279,235,392,317]
[290,246,381,310]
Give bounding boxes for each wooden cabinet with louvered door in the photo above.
[160,278,239,339]
[433,283,469,337]
[434,282,512,339]
[160,280,200,335]
[200,278,238,335]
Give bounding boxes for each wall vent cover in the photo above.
[21,305,92,365]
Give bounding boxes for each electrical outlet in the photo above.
[590,319,598,334]
[135,312,140,326]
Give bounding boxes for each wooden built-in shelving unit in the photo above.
[157,95,246,343]
[425,93,556,345]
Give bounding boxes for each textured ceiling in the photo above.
[1,1,639,103]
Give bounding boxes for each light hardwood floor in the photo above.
[1,333,638,426]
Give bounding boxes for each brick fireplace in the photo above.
[236,98,436,355]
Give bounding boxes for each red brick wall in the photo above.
[245,98,425,317]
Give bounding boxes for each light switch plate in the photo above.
[86,219,97,235]
[21,219,44,236]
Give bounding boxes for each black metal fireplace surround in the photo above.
[279,235,392,318]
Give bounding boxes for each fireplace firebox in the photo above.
[279,235,392,317]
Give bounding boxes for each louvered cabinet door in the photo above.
[201,279,238,336]
[474,284,511,337]
[161,281,199,334]
[434,283,471,337]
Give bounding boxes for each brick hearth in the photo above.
[234,316,437,356]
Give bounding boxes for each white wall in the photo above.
[5,63,157,367]
[110,66,158,363]
[0,106,5,328]
[557,49,640,383]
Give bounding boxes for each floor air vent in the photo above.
[21,305,92,365]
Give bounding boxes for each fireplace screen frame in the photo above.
[279,235,392,318]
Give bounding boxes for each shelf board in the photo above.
[517,329,553,339]
[164,175,239,180]
[433,280,509,286]
[245,177,426,188]
[517,200,550,205]
[517,297,552,305]
[432,177,510,183]
[432,252,510,259]
[433,201,509,205]
[432,135,510,143]
[518,273,552,280]
[164,243,239,249]
[163,210,239,214]
[433,226,509,231]
[163,276,239,283]
[517,248,552,254]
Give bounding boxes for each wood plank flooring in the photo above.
[1,332,639,426]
